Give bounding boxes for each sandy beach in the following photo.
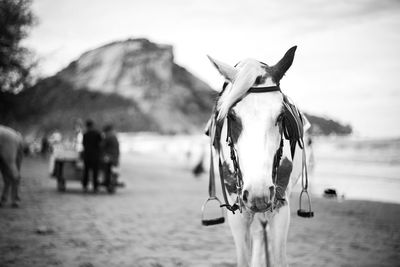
[0,153,399,267]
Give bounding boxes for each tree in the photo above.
[0,0,35,93]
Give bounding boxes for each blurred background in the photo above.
[0,0,399,266]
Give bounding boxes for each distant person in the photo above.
[82,120,102,193]
[101,124,120,187]
[306,136,315,173]
[49,130,62,145]
[48,130,62,153]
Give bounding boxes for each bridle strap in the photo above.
[208,121,217,198]
[224,117,243,212]
[272,132,284,185]
[248,86,281,93]
[207,116,240,213]
[208,87,282,214]
[206,83,313,216]
[218,154,240,213]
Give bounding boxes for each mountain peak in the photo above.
[17,38,215,134]
[88,38,173,56]
[58,38,175,97]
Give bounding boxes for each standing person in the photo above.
[101,124,120,189]
[82,120,102,193]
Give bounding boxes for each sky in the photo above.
[24,0,400,137]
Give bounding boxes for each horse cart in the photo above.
[50,148,121,193]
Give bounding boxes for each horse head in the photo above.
[208,46,297,213]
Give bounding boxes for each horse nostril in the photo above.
[269,186,275,200]
[243,190,249,203]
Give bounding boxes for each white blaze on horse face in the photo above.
[234,92,283,206]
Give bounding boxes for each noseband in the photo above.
[203,84,313,218]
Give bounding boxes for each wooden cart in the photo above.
[50,149,120,193]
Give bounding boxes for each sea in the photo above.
[307,137,400,204]
[119,133,400,204]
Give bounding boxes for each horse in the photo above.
[0,125,23,208]
[206,46,309,266]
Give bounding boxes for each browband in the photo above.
[248,86,281,93]
[220,83,281,96]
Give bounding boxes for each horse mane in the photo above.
[216,59,265,121]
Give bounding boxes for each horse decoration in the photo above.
[0,125,23,208]
[201,46,313,266]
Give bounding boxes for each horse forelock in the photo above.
[216,59,276,121]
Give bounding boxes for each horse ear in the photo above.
[207,55,238,83]
[271,46,297,83]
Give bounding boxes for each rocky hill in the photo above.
[0,38,351,136]
[56,39,215,133]
[1,38,217,135]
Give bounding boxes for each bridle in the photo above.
[222,85,283,213]
[202,84,313,225]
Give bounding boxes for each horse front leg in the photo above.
[250,217,269,267]
[228,211,253,267]
[269,204,290,267]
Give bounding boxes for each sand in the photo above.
[0,154,399,267]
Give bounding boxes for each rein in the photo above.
[202,85,313,226]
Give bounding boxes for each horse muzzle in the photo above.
[242,186,275,213]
